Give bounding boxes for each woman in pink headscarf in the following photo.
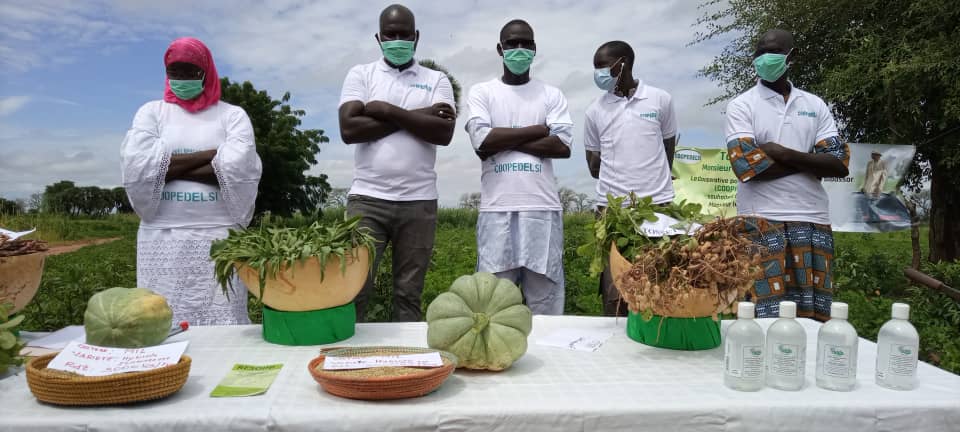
[120,37,262,325]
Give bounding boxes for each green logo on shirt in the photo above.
[639,112,658,119]
[171,148,197,155]
[162,191,220,202]
[411,83,433,91]
[797,110,817,118]
[494,162,542,174]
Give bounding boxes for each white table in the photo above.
[2,317,958,432]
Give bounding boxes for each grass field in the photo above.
[6,211,958,374]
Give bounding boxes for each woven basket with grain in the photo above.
[309,346,457,400]
[26,353,191,406]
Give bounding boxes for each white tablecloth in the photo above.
[1,317,958,432]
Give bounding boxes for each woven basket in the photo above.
[26,353,191,406]
[308,346,457,400]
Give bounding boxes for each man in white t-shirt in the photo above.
[338,4,456,322]
[724,29,850,321]
[464,19,573,315]
[583,40,678,316]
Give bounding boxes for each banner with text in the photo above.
[671,144,915,232]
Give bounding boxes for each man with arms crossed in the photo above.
[338,4,456,321]
[725,29,850,320]
[465,19,573,315]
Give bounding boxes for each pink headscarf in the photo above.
[163,37,221,113]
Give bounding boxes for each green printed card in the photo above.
[210,364,283,397]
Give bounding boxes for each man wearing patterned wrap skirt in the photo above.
[723,29,850,321]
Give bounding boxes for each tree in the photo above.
[0,198,23,215]
[458,192,481,210]
[419,59,462,112]
[220,77,330,217]
[558,187,582,213]
[693,0,960,262]
[28,193,42,212]
[325,187,350,209]
[573,192,594,213]
[111,187,134,214]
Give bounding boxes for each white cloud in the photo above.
[0,96,32,116]
[0,0,735,205]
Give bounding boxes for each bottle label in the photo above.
[770,343,804,377]
[821,344,852,378]
[877,343,918,378]
[726,344,763,378]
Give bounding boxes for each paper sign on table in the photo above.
[537,328,615,352]
[0,227,36,241]
[46,340,189,376]
[210,364,283,397]
[323,352,443,370]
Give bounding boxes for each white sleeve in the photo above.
[815,99,840,142]
[212,106,262,227]
[432,74,456,114]
[120,101,169,222]
[724,99,755,141]
[547,89,574,147]
[583,108,601,152]
[338,65,367,106]
[660,92,678,139]
[465,85,492,151]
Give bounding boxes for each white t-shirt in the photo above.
[584,81,677,206]
[464,78,573,212]
[339,60,456,201]
[725,82,840,224]
[140,101,247,229]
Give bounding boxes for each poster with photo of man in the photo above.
[825,143,915,232]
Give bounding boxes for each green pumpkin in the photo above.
[426,272,533,371]
[84,287,173,348]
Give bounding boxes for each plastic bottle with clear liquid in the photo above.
[875,303,919,390]
[816,302,858,391]
[765,301,806,391]
[724,301,765,391]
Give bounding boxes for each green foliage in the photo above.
[576,193,706,277]
[210,214,376,300]
[20,238,137,331]
[219,77,331,217]
[39,180,132,217]
[0,213,139,243]
[833,229,960,374]
[0,198,23,215]
[0,303,26,374]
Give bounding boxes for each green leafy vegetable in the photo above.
[576,193,708,277]
[210,214,376,301]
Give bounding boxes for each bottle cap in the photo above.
[892,303,910,320]
[830,302,848,320]
[737,302,755,319]
[779,301,796,318]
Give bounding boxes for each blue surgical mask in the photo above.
[594,59,624,92]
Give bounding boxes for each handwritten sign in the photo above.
[46,341,189,376]
[537,328,615,352]
[323,352,443,370]
[639,213,702,238]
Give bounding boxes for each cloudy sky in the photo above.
[0,0,734,207]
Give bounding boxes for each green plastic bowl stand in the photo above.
[626,311,721,350]
[261,302,356,346]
